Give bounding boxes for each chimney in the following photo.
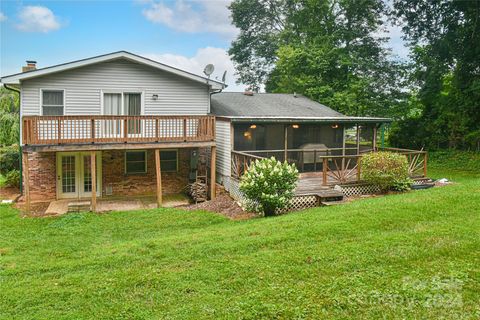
[22,60,37,72]
[244,87,254,96]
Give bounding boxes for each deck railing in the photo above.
[22,115,215,145]
[231,147,427,185]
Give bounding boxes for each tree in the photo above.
[0,86,20,146]
[391,0,480,150]
[229,0,411,118]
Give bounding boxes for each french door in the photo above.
[57,152,102,199]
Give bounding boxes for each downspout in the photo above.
[3,84,22,193]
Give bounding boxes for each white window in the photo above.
[42,90,64,115]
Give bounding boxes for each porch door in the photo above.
[57,152,102,199]
[124,93,142,135]
[103,93,122,137]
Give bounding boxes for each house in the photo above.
[1,51,223,212]
[1,51,427,213]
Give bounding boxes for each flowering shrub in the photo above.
[239,157,298,216]
[360,151,412,192]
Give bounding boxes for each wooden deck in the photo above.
[295,175,346,199]
[22,115,215,146]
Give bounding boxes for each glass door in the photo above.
[124,93,142,135]
[57,154,77,199]
[79,153,101,198]
[103,93,122,137]
[57,152,102,199]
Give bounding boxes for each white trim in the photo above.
[1,51,225,90]
[101,90,144,116]
[40,88,65,115]
[56,151,102,199]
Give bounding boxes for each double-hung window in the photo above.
[160,150,177,172]
[125,151,147,174]
[42,90,64,115]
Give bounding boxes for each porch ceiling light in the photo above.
[331,124,339,129]
[249,124,257,129]
[292,124,299,129]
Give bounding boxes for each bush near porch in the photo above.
[0,154,479,319]
[239,157,298,216]
[360,151,412,192]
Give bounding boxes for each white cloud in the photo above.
[142,0,238,38]
[143,47,245,91]
[17,6,61,33]
[0,12,7,22]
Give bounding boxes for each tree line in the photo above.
[228,0,480,151]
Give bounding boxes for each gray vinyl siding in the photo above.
[20,59,209,116]
[215,119,231,181]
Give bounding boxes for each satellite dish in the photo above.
[203,64,215,77]
[221,70,227,83]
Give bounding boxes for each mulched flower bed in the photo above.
[181,193,256,220]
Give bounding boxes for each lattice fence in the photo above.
[228,178,320,213]
[412,178,433,185]
[339,183,381,197]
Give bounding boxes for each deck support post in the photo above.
[90,151,97,212]
[322,158,328,186]
[210,146,216,200]
[373,125,378,151]
[284,125,288,162]
[423,152,428,177]
[356,124,361,155]
[155,149,162,207]
[22,152,30,213]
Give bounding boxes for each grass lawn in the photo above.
[1,156,479,319]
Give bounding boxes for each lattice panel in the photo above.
[340,183,381,197]
[277,195,319,214]
[412,178,432,185]
[228,178,246,202]
[228,179,320,213]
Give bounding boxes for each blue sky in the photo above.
[0,0,408,91]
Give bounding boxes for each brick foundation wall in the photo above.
[23,152,57,201]
[23,147,211,201]
[102,148,195,197]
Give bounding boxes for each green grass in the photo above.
[1,156,479,319]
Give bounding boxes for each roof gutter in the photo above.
[223,117,392,124]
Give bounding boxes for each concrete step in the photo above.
[67,201,91,213]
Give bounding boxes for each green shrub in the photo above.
[361,151,412,193]
[0,145,20,175]
[4,169,20,188]
[240,157,298,216]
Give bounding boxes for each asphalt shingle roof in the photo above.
[211,92,346,118]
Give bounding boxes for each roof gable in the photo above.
[1,51,225,90]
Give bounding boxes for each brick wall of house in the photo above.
[24,147,211,201]
[102,148,193,196]
[23,152,57,201]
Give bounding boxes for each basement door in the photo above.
[56,152,102,199]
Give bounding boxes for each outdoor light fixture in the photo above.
[331,124,339,129]
[292,124,299,129]
[249,124,257,129]
[152,94,159,101]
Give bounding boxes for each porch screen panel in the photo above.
[104,93,122,137]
